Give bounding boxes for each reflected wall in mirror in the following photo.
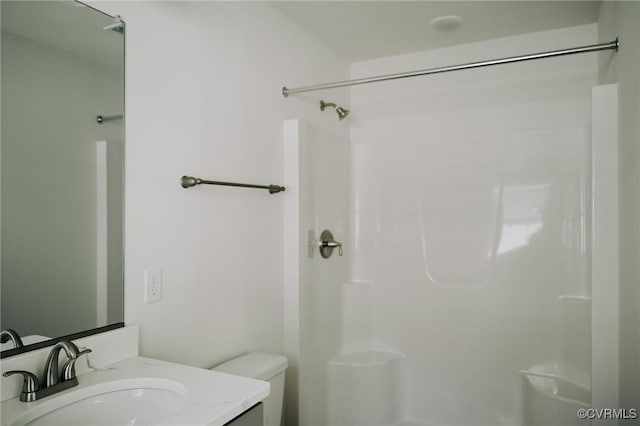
[1,1,125,356]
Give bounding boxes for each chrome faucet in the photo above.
[43,341,91,387]
[2,340,91,402]
[0,329,24,349]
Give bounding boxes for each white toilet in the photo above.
[211,352,288,426]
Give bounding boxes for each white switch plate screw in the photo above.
[144,268,162,304]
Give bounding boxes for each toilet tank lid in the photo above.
[213,352,288,381]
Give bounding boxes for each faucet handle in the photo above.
[61,348,92,382]
[3,370,40,402]
[77,348,92,357]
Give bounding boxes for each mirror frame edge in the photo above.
[0,323,125,359]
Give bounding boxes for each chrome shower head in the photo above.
[320,100,350,121]
[335,106,349,120]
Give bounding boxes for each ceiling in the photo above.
[271,1,602,62]
[2,1,601,66]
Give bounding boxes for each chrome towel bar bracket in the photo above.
[96,114,123,124]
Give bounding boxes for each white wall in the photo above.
[349,25,597,425]
[86,1,349,372]
[1,31,123,337]
[598,0,640,411]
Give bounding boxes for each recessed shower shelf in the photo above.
[180,175,286,194]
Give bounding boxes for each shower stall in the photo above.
[283,23,619,426]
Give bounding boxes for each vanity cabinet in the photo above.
[223,403,263,426]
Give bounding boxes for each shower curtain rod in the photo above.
[282,38,619,97]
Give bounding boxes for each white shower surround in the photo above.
[346,24,598,425]
[287,23,602,426]
[283,119,351,426]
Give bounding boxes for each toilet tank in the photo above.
[212,352,288,426]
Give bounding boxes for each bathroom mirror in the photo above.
[1,1,125,357]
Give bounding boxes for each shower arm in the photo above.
[320,101,337,110]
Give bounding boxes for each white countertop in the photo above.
[0,356,270,426]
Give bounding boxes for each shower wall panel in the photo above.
[283,119,350,426]
[349,24,598,425]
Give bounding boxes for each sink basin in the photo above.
[2,355,269,426]
[9,378,188,426]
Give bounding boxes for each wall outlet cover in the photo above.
[144,268,162,304]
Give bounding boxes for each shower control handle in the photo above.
[322,241,341,248]
[322,240,343,256]
[319,230,343,258]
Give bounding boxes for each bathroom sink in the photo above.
[8,378,188,426]
[2,356,270,426]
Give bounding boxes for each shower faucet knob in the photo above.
[319,230,343,258]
